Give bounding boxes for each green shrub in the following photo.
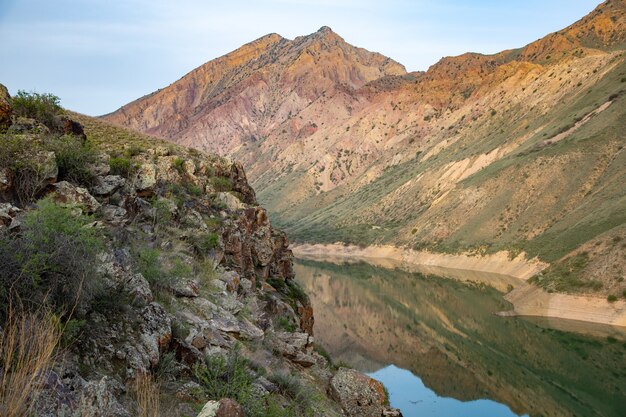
[109,156,134,178]
[195,347,305,417]
[186,183,203,196]
[607,294,618,303]
[172,157,185,174]
[11,90,62,127]
[189,232,220,255]
[133,248,171,289]
[194,347,255,402]
[211,176,232,192]
[276,316,296,332]
[51,135,97,185]
[0,199,103,318]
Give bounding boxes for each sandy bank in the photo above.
[293,243,626,330]
[292,243,547,280]
[504,284,626,328]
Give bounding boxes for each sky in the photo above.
[0,0,602,116]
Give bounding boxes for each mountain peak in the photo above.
[317,25,334,34]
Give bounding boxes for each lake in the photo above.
[294,259,626,417]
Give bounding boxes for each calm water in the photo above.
[294,259,626,417]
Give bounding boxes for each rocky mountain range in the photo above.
[104,0,626,296]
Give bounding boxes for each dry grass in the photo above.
[132,373,161,417]
[0,308,61,417]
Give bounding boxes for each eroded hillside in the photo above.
[104,0,626,296]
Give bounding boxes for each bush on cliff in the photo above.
[11,90,62,128]
[0,199,103,319]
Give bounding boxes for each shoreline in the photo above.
[292,243,626,329]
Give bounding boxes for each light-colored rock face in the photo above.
[51,181,101,213]
[330,367,388,417]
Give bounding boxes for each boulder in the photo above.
[216,192,245,211]
[330,368,388,417]
[197,398,244,417]
[269,331,315,365]
[8,117,50,134]
[0,202,20,228]
[51,181,100,213]
[139,303,172,366]
[218,270,240,293]
[91,175,125,196]
[172,280,200,298]
[125,273,153,306]
[75,377,131,417]
[134,163,157,194]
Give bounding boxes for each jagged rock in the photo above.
[155,155,184,184]
[197,398,244,417]
[172,279,200,298]
[216,192,245,211]
[270,331,313,359]
[100,204,128,224]
[135,162,157,194]
[75,377,130,417]
[91,175,125,196]
[221,206,294,285]
[173,338,204,366]
[31,370,84,417]
[125,273,153,305]
[139,303,172,366]
[0,202,20,228]
[51,181,100,213]
[237,318,264,340]
[126,196,155,221]
[330,368,388,417]
[182,208,207,230]
[229,161,256,204]
[218,270,240,292]
[217,293,243,314]
[0,83,11,131]
[58,116,87,140]
[8,116,50,134]
[88,153,111,176]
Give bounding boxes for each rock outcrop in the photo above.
[0,110,390,417]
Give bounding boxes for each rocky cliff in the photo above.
[0,89,399,417]
[104,0,626,297]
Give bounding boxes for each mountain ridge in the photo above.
[103,1,626,298]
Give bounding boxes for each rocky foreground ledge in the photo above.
[0,86,401,417]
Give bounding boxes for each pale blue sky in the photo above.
[0,0,601,115]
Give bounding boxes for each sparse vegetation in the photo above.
[132,373,161,417]
[11,90,62,128]
[51,135,98,185]
[109,156,134,178]
[0,199,103,317]
[0,308,61,417]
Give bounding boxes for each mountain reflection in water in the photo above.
[294,259,626,417]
